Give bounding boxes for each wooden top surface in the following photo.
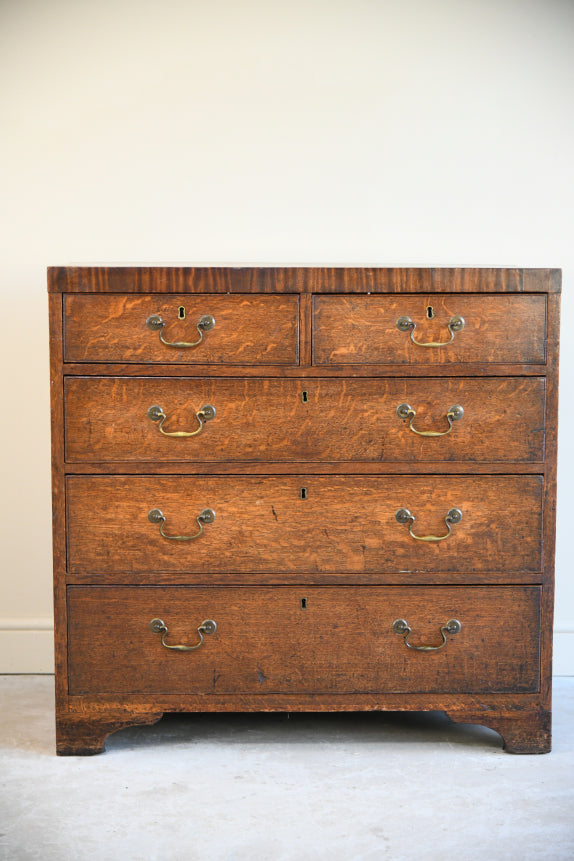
[47,266,561,294]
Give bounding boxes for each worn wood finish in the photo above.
[64,294,299,364]
[49,266,560,755]
[67,585,541,696]
[61,690,546,713]
[66,474,543,577]
[537,291,561,713]
[48,294,69,711]
[445,710,551,754]
[313,294,547,365]
[64,376,546,464]
[56,711,163,756]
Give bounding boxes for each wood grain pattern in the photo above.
[539,291,561,702]
[48,266,561,294]
[62,461,547,478]
[61,361,550,378]
[64,376,546,464]
[66,585,541,696]
[49,265,560,756]
[523,269,561,294]
[60,691,547,713]
[64,294,299,364]
[48,294,69,709]
[313,294,547,365]
[66,474,543,576]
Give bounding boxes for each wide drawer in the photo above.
[66,585,541,695]
[313,294,547,365]
[64,376,545,463]
[63,294,299,364]
[66,475,543,577]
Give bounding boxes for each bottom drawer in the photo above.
[67,585,541,695]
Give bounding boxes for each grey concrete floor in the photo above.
[1,677,573,861]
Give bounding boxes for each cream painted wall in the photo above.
[1,0,573,673]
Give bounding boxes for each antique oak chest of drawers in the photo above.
[48,266,560,755]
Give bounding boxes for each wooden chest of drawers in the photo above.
[48,266,560,755]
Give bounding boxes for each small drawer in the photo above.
[67,585,541,695]
[66,474,543,578]
[64,376,545,464]
[313,294,547,365]
[63,294,299,364]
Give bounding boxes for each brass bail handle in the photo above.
[149,617,217,651]
[146,313,215,348]
[147,404,216,437]
[395,507,462,542]
[148,508,216,541]
[396,314,464,347]
[392,618,461,652]
[396,403,464,437]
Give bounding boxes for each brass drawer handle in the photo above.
[149,617,216,651]
[395,507,462,542]
[392,618,461,651]
[146,313,215,348]
[148,508,215,541]
[147,404,216,437]
[396,403,464,437]
[396,315,464,347]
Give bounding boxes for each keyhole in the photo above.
[302,391,309,403]
[178,306,186,320]
[426,305,434,319]
[300,487,308,500]
[301,598,307,609]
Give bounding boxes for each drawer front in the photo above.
[63,294,299,364]
[313,294,547,365]
[67,475,543,576]
[64,376,545,463]
[67,585,541,695]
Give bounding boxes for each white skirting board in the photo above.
[0,619,572,676]
[0,619,54,674]
[554,624,574,677]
